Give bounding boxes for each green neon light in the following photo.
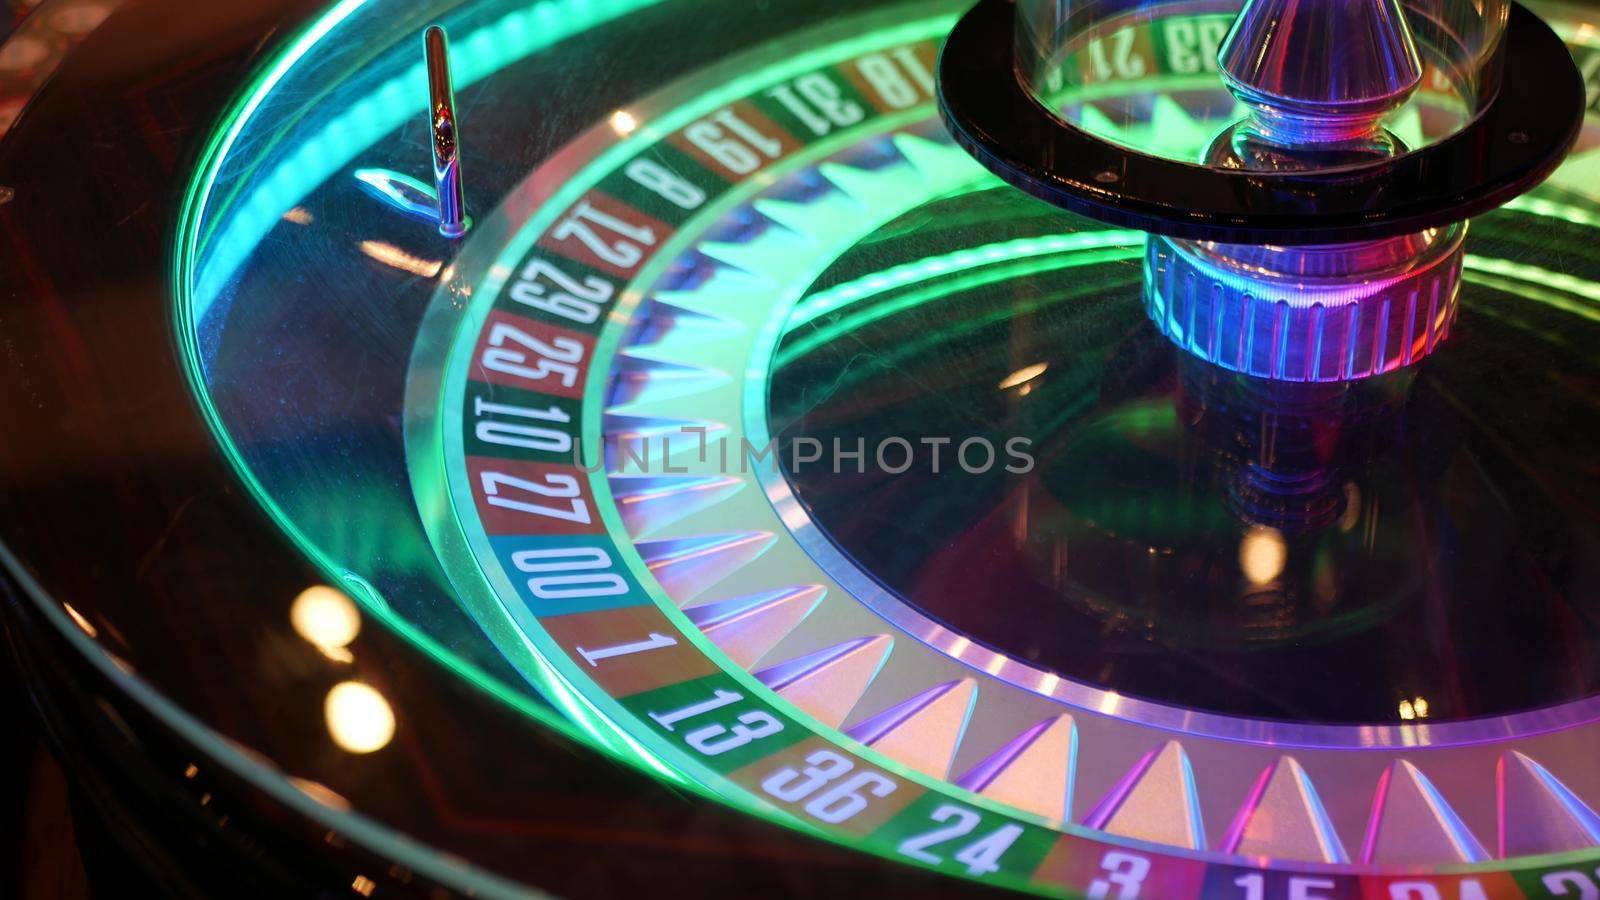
[162,1,701,895]
[420,18,968,797]
[167,0,1600,885]
[190,0,668,313]
[1504,194,1600,231]
[1464,255,1600,319]
[205,7,1069,888]
[175,0,685,754]
[774,223,1600,378]
[787,230,1144,328]
[177,5,996,850]
[777,244,1144,372]
[456,15,966,327]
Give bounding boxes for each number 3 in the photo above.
[1088,852,1150,899]
[684,711,782,756]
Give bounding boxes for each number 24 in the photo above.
[897,804,1023,877]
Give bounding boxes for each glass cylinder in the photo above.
[1014,0,1509,168]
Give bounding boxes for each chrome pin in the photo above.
[425,25,468,238]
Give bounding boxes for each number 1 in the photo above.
[576,632,677,667]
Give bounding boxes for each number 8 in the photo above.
[625,159,705,210]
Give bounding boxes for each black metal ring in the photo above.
[937,0,1585,245]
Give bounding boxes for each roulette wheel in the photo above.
[4,0,1600,894]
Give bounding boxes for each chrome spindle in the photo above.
[425,25,468,238]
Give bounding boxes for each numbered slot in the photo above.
[508,257,615,327]
[471,394,574,454]
[480,469,590,524]
[472,311,593,399]
[539,193,670,277]
[851,46,936,110]
[648,688,786,758]
[469,458,600,537]
[508,544,627,601]
[761,748,899,825]
[897,804,1024,877]
[1538,868,1600,900]
[1159,18,1229,75]
[765,72,865,137]
[672,102,797,178]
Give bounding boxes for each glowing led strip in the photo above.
[167,0,1600,888]
[787,231,1145,328]
[187,0,667,313]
